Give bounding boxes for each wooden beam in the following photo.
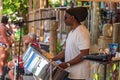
[77,0,120,2]
[46,0,48,8]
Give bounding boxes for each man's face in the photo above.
[64,13,73,26]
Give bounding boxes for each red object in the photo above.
[32,42,40,48]
[18,56,24,69]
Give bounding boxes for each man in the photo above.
[52,7,91,80]
[23,32,40,52]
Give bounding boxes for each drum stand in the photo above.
[14,20,24,80]
[14,61,23,80]
[14,60,18,80]
[50,59,52,80]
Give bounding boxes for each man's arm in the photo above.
[58,49,89,69]
[67,49,89,65]
[52,49,65,61]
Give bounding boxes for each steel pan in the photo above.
[23,46,69,80]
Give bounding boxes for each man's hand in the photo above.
[58,62,68,69]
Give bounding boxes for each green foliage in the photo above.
[7,55,12,62]
[57,40,62,53]
[15,26,28,41]
[3,0,28,15]
[77,2,82,6]
[3,0,28,40]
[48,0,61,7]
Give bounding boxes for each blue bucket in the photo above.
[109,43,118,55]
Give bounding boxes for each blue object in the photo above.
[109,43,118,55]
[100,2,105,9]
[101,54,107,60]
[56,60,62,64]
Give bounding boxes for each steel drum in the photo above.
[23,46,69,80]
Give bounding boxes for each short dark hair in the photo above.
[1,16,8,24]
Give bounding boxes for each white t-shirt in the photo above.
[65,25,91,79]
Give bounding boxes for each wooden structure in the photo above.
[79,0,120,2]
[26,0,120,52]
[24,0,120,80]
[27,0,69,55]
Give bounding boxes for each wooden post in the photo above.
[113,23,120,51]
[61,0,64,6]
[33,0,40,9]
[40,0,44,8]
[59,9,66,41]
[50,20,58,56]
[91,2,100,45]
[46,0,48,8]
[39,10,44,42]
[34,11,37,33]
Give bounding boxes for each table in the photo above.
[85,58,120,80]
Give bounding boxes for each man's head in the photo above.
[28,33,37,42]
[1,15,9,24]
[65,7,88,26]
